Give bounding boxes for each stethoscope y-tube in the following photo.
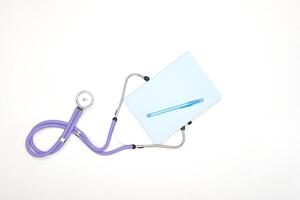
[25,73,191,157]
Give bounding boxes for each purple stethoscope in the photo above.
[25,73,191,157]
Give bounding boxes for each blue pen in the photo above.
[147,98,204,118]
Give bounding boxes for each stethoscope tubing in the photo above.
[25,107,133,157]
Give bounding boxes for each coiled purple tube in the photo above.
[25,107,134,157]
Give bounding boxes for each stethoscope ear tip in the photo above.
[76,90,94,110]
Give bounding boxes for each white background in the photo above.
[0,0,299,199]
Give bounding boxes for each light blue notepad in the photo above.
[125,52,221,144]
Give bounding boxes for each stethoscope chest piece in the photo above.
[76,90,94,110]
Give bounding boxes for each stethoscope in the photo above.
[25,73,192,157]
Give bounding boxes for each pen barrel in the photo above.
[147,98,204,118]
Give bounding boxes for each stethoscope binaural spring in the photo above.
[25,73,191,157]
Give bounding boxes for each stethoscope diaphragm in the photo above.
[76,90,94,110]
